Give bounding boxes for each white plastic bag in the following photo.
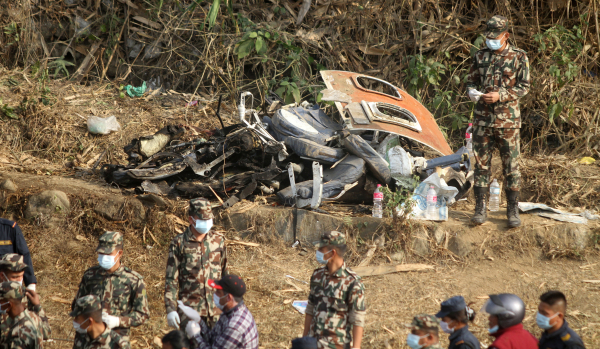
[87,115,121,135]
[177,300,201,323]
[407,173,459,221]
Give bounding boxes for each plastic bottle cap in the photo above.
[376,184,381,187]
[430,185,434,189]
[468,123,472,126]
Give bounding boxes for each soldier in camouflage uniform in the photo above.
[71,295,127,349]
[0,254,51,340]
[165,198,227,331]
[72,231,149,349]
[303,231,366,349]
[466,15,530,228]
[406,314,442,349]
[0,281,47,349]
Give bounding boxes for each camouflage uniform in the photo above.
[72,232,149,349]
[0,282,47,349]
[466,15,530,191]
[409,314,443,349]
[306,232,366,349]
[0,254,51,340]
[71,295,127,349]
[164,198,227,330]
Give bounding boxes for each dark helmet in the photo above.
[484,293,525,329]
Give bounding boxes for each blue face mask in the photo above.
[536,312,558,330]
[98,254,118,270]
[315,250,331,264]
[486,34,505,51]
[488,325,499,334]
[406,334,426,349]
[195,218,213,234]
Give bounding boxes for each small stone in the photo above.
[448,236,472,257]
[137,193,168,209]
[433,226,447,245]
[0,179,18,192]
[412,230,431,256]
[390,251,405,262]
[95,197,145,226]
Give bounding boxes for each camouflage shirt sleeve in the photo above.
[498,51,530,103]
[165,237,181,314]
[72,272,90,311]
[305,270,319,316]
[29,304,51,340]
[118,273,150,328]
[347,279,366,327]
[466,53,481,92]
[9,321,41,349]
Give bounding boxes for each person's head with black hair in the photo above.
[162,330,190,349]
[407,314,439,348]
[537,291,567,332]
[435,296,476,334]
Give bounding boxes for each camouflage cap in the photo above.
[189,198,214,220]
[70,295,101,317]
[0,254,27,272]
[316,231,346,248]
[409,314,440,330]
[485,15,509,38]
[0,281,25,300]
[96,231,123,254]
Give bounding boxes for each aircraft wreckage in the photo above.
[102,71,473,209]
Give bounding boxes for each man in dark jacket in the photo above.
[483,293,538,349]
[0,219,36,290]
[537,291,585,349]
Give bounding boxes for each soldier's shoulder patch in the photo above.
[455,341,465,345]
[561,333,571,342]
[0,218,16,227]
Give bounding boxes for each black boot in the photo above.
[506,190,521,228]
[471,187,488,225]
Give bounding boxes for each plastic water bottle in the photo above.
[465,123,474,159]
[489,179,501,212]
[372,184,383,218]
[426,186,437,220]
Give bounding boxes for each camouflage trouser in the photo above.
[473,126,521,191]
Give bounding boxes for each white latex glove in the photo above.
[26,284,36,292]
[102,313,120,329]
[178,300,201,323]
[468,89,483,103]
[186,321,201,339]
[167,311,181,329]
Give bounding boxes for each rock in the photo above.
[95,197,145,225]
[390,251,405,262]
[0,179,17,192]
[448,236,472,257]
[433,226,447,245]
[137,193,168,209]
[25,190,70,222]
[536,223,591,251]
[412,229,431,256]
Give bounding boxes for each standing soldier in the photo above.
[0,281,48,349]
[165,198,227,331]
[72,231,149,349]
[466,15,530,228]
[303,231,366,349]
[0,254,51,340]
[0,218,37,291]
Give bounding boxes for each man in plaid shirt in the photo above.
[185,275,259,349]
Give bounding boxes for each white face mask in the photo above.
[486,33,506,51]
[1,272,22,286]
[73,319,89,334]
[98,254,118,270]
[194,218,213,234]
[213,293,226,310]
[440,320,454,334]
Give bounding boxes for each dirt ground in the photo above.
[1,73,600,349]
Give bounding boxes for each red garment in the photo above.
[489,323,538,349]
